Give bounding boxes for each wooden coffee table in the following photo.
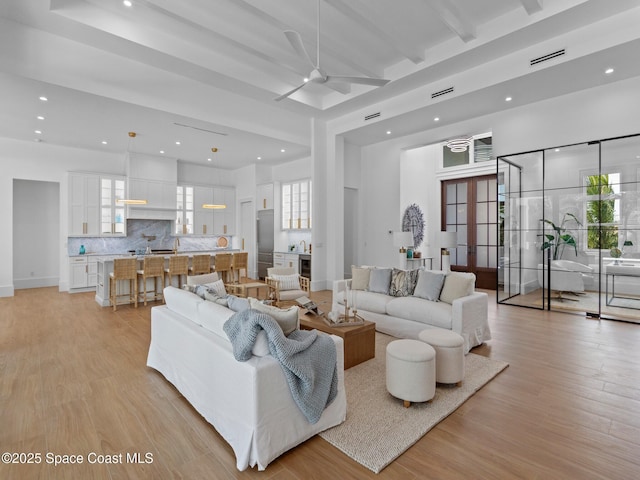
[299,311,375,369]
[226,281,271,300]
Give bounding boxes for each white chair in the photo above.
[537,260,595,301]
[265,267,310,307]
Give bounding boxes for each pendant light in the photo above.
[202,147,227,209]
[119,131,148,205]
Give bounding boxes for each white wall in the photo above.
[13,179,60,289]
[0,138,124,296]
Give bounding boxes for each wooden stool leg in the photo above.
[403,400,411,408]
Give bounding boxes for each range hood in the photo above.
[126,153,177,220]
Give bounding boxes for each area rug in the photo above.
[319,333,509,474]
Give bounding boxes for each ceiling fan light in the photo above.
[446,137,473,152]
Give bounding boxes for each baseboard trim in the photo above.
[13,277,59,290]
[0,284,15,297]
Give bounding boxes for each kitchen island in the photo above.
[94,250,238,307]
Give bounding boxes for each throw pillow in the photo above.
[351,266,371,290]
[368,268,392,294]
[249,297,299,335]
[203,291,229,307]
[227,294,250,313]
[205,279,226,297]
[271,273,300,291]
[389,268,420,297]
[439,272,476,304]
[413,270,446,301]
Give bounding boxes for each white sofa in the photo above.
[147,286,347,471]
[332,269,491,354]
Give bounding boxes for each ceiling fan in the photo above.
[275,0,390,101]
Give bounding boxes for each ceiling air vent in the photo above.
[530,49,566,66]
[431,86,454,99]
[364,112,381,121]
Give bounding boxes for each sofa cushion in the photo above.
[271,273,300,291]
[386,296,453,329]
[336,289,392,315]
[439,272,476,304]
[227,294,250,312]
[351,266,371,290]
[205,279,227,297]
[249,298,299,335]
[187,272,219,286]
[165,286,203,320]
[389,268,419,297]
[203,291,229,307]
[413,270,446,301]
[368,268,392,294]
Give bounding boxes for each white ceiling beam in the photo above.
[425,0,476,43]
[324,0,425,64]
[519,0,544,15]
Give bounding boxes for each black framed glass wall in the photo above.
[497,133,640,323]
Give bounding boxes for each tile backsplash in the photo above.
[67,219,230,255]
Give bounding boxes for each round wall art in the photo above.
[402,203,425,249]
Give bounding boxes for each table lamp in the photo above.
[440,231,457,272]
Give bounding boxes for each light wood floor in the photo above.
[1,287,639,479]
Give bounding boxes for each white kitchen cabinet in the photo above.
[69,173,100,236]
[282,180,311,230]
[128,178,176,210]
[273,252,285,268]
[284,253,299,272]
[257,183,274,210]
[100,176,126,235]
[69,256,98,290]
[213,187,235,235]
[193,185,214,235]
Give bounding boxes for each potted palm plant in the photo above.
[540,213,582,260]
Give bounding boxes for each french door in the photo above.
[441,175,498,290]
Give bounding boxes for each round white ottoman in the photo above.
[418,329,465,386]
[386,339,436,408]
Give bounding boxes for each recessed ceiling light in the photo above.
[434,117,440,122]
[34,130,42,134]
[257,156,262,160]
[386,131,391,135]
[505,96,512,102]
[101,141,108,145]
[207,158,212,162]
[303,78,309,83]
[281,149,285,153]
[605,67,614,75]
[123,0,133,7]
[159,150,165,154]
[37,115,45,120]
[175,141,181,145]
[39,96,48,102]
[555,148,560,152]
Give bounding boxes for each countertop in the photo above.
[70,249,237,259]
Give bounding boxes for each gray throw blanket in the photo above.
[223,309,338,424]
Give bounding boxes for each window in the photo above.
[282,179,312,230]
[176,185,194,234]
[584,173,620,251]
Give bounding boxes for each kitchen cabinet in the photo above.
[128,178,177,209]
[213,187,235,235]
[100,176,126,235]
[284,253,299,272]
[69,173,100,236]
[257,183,274,210]
[273,252,285,268]
[176,185,194,235]
[194,185,214,235]
[69,256,98,290]
[282,180,311,230]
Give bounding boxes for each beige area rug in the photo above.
[319,334,509,474]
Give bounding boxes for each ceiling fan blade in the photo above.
[326,75,390,87]
[284,30,316,70]
[274,82,308,102]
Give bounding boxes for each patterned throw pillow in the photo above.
[205,279,227,297]
[271,273,300,291]
[389,268,420,297]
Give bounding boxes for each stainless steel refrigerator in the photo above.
[257,209,274,279]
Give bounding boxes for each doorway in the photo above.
[344,187,358,278]
[441,175,498,289]
[13,179,60,289]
